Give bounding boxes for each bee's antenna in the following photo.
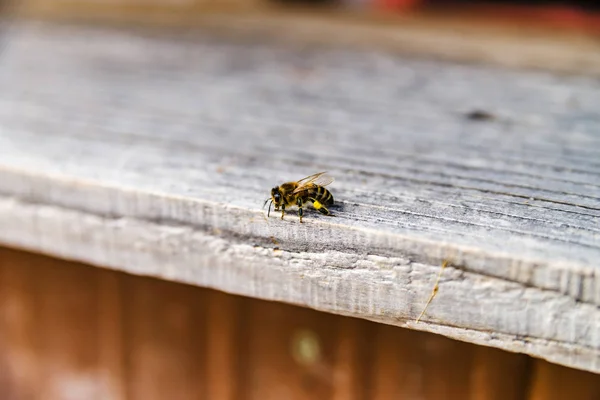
[263,198,271,209]
[267,200,272,217]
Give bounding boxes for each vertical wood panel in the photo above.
[370,324,428,400]
[421,334,473,400]
[35,257,100,400]
[97,271,126,400]
[0,248,40,400]
[331,317,370,400]
[205,290,244,400]
[469,346,531,400]
[246,299,335,400]
[528,360,600,400]
[124,275,206,400]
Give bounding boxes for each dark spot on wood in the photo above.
[465,109,496,121]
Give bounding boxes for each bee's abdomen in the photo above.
[306,185,334,205]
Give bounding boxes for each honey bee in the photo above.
[263,171,335,223]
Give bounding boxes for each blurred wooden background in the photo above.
[6,0,600,76]
[10,0,600,33]
[1,246,600,400]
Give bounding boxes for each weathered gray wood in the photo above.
[0,21,599,373]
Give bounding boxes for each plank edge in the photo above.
[0,193,599,374]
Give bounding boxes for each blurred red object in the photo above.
[375,0,422,12]
[373,0,600,34]
[461,4,600,33]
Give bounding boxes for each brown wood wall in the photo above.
[0,246,599,400]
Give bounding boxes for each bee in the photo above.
[263,171,335,223]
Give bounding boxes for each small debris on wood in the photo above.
[416,259,450,323]
[464,109,496,121]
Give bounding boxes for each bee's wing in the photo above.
[310,173,334,187]
[293,172,334,194]
[296,171,327,186]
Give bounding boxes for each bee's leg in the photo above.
[280,203,285,220]
[297,197,304,223]
[310,198,331,216]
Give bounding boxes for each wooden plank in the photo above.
[469,346,531,400]
[421,335,474,399]
[245,299,336,400]
[205,290,244,400]
[124,275,206,400]
[34,258,102,400]
[369,322,532,399]
[331,317,369,400]
[0,248,40,400]
[371,325,475,399]
[528,360,600,400]
[0,21,599,374]
[97,270,126,400]
[370,325,426,399]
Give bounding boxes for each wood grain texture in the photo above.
[0,21,599,373]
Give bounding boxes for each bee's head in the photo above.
[271,187,282,205]
[263,187,282,218]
